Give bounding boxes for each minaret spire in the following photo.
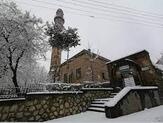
[50,8,65,82]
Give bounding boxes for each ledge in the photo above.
[105,86,158,107]
[82,88,113,91]
[27,91,83,95]
[0,98,26,102]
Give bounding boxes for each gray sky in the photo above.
[12,0,163,70]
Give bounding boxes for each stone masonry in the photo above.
[0,89,112,122]
[105,88,160,118]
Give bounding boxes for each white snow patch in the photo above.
[38,83,82,86]
[27,91,83,95]
[105,86,158,107]
[82,88,113,90]
[155,64,163,71]
[0,98,25,102]
[46,105,163,123]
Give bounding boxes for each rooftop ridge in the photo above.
[61,49,110,66]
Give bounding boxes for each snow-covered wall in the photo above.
[0,88,112,122]
[105,87,160,118]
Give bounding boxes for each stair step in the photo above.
[87,107,105,113]
[109,95,115,98]
[90,104,105,108]
[110,93,117,96]
[112,93,118,94]
[92,98,113,104]
[91,101,105,105]
[94,98,110,101]
[87,95,118,113]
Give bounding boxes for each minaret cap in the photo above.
[54,8,65,23]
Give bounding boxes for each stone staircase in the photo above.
[87,93,117,113]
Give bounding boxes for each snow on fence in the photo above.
[0,82,111,99]
[0,85,45,99]
[0,87,27,99]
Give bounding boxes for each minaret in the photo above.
[50,9,65,82]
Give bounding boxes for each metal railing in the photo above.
[0,85,45,99]
[0,82,111,99]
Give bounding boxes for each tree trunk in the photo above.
[12,70,20,94]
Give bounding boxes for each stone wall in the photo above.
[0,88,112,122]
[105,87,160,118]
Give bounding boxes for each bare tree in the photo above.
[17,61,48,86]
[0,1,48,91]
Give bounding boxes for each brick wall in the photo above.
[60,54,109,83]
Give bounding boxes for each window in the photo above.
[76,68,81,79]
[69,72,73,83]
[64,73,68,83]
[102,73,105,80]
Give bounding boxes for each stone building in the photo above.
[58,49,110,83]
[155,63,163,104]
[49,9,110,83]
[107,50,160,88]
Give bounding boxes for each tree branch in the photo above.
[7,47,14,71]
[15,50,25,70]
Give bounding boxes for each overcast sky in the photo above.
[12,0,163,71]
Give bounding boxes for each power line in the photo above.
[73,0,163,20]
[53,0,163,25]
[87,0,163,18]
[14,0,163,28]
[46,0,163,24]
[29,0,163,26]
[31,0,163,22]
[30,0,97,15]
[13,0,94,17]
[80,0,163,19]
[13,1,163,28]
[13,1,97,18]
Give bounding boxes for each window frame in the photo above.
[76,68,82,80]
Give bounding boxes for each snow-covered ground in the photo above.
[47,105,163,123]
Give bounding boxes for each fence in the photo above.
[0,82,111,99]
[0,84,45,99]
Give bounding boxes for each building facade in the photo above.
[59,49,110,83]
[107,50,160,88]
[49,9,110,84]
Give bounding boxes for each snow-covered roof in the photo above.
[106,50,148,64]
[105,86,158,107]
